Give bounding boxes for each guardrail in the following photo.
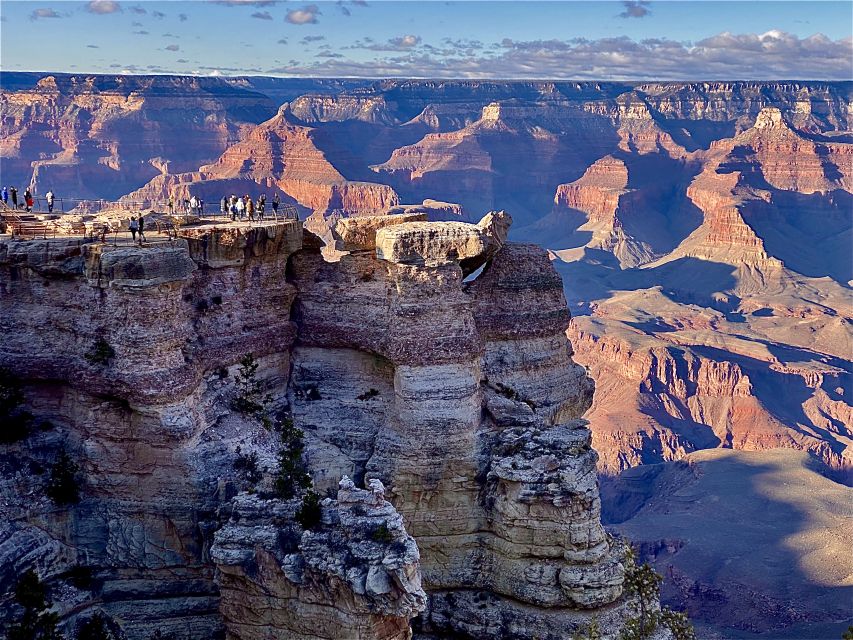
[1,197,300,221]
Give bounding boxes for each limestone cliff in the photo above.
[0,213,643,639]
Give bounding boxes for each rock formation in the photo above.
[0,213,642,639]
[212,478,426,640]
[0,74,279,201]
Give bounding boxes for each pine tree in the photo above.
[231,353,272,418]
[274,418,312,500]
[46,448,81,505]
[7,569,64,640]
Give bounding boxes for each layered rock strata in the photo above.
[1,213,637,639]
[0,222,303,638]
[288,214,628,638]
[212,478,426,640]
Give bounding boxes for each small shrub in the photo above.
[356,388,380,401]
[46,448,81,505]
[84,338,115,366]
[76,612,118,640]
[195,299,209,313]
[843,626,853,640]
[233,447,263,485]
[0,366,33,443]
[295,384,322,401]
[371,523,393,544]
[65,565,94,590]
[231,353,272,418]
[211,295,223,305]
[619,546,695,640]
[274,418,311,500]
[295,489,322,530]
[7,569,63,640]
[572,618,602,640]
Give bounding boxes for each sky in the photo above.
[0,0,851,79]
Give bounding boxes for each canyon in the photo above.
[1,74,851,638]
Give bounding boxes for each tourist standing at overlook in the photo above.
[46,190,55,213]
[168,196,174,215]
[246,195,255,221]
[10,187,18,209]
[220,196,227,218]
[257,194,265,220]
[1,187,7,206]
[272,193,280,217]
[235,196,245,220]
[137,214,146,245]
[23,188,33,212]
[129,216,138,243]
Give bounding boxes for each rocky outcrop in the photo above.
[212,478,426,640]
[374,210,509,272]
[0,213,639,638]
[0,222,304,638]
[287,215,630,638]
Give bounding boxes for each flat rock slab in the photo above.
[334,212,427,252]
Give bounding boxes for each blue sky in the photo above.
[1,1,851,79]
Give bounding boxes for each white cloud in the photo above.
[86,1,121,15]
[265,31,852,80]
[286,4,320,24]
[620,1,650,19]
[30,8,63,20]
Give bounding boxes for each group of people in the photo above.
[168,196,205,216]
[1,187,51,212]
[220,193,281,221]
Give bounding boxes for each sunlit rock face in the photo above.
[0,74,279,200]
[0,222,303,638]
[0,214,635,639]
[288,214,630,638]
[212,478,426,640]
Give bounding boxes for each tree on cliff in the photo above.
[620,547,695,640]
[7,569,64,640]
[231,353,272,421]
[46,448,81,505]
[0,366,34,443]
[274,417,312,500]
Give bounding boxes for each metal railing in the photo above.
[0,196,301,221]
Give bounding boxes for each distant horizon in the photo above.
[1,1,850,81]
[4,69,853,84]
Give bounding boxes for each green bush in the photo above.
[7,569,64,640]
[76,612,118,640]
[46,448,81,505]
[295,489,322,530]
[231,353,272,418]
[84,338,115,366]
[619,546,695,640]
[371,523,393,544]
[356,388,379,401]
[572,618,601,640]
[274,418,312,500]
[0,366,33,443]
[233,447,263,485]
